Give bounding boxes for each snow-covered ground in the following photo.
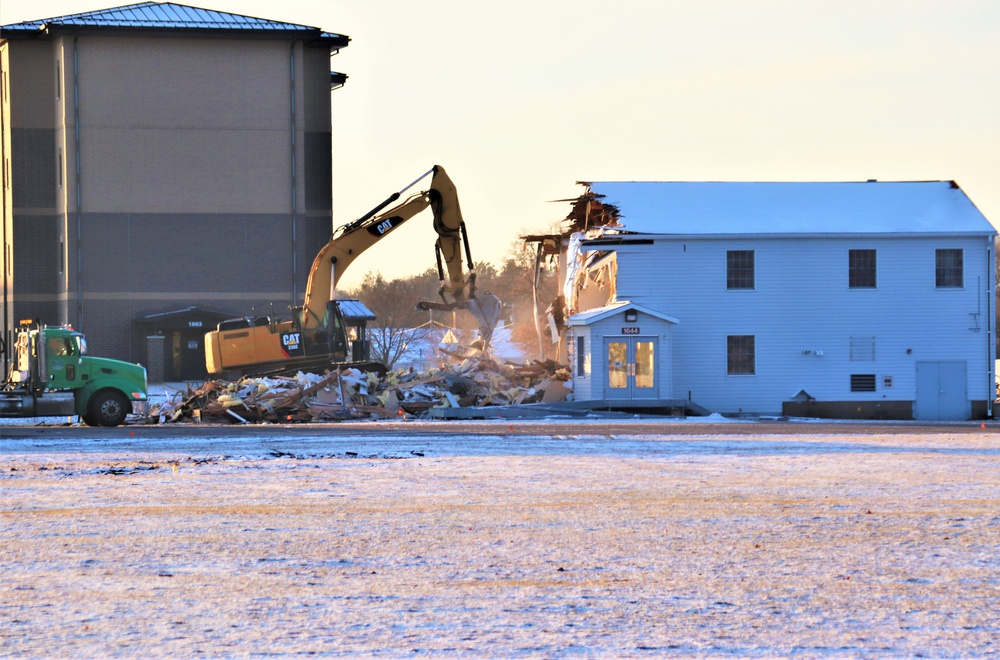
[2,429,998,657]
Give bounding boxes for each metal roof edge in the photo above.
[1,2,348,46]
[582,231,998,246]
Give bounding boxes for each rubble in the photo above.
[145,354,572,424]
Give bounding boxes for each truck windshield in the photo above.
[47,337,74,356]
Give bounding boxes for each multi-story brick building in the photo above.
[1,2,348,380]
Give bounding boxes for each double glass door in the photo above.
[604,337,657,399]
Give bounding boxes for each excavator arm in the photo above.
[300,187,431,331]
[299,165,499,342]
[205,165,500,376]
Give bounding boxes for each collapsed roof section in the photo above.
[520,181,623,254]
[519,182,628,341]
[561,183,622,235]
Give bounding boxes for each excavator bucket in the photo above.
[465,293,502,346]
[416,292,502,347]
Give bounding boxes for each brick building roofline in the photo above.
[0,1,349,48]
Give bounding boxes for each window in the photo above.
[727,250,754,290]
[57,148,63,188]
[851,374,876,392]
[576,336,585,378]
[849,249,876,288]
[727,335,755,375]
[56,60,61,100]
[936,249,963,288]
[48,337,74,356]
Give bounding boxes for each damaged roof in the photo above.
[0,2,348,46]
[585,180,995,237]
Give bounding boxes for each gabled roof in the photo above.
[567,301,679,326]
[586,180,995,237]
[0,2,348,46]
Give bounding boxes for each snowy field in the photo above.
[2,426,998,657]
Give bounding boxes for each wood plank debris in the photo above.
[145,355,572,424]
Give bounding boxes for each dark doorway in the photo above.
[137,306,234,381]
[172,330,209,381]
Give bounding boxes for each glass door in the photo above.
[604,337,658,399]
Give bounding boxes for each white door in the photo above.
[604,337,658,400]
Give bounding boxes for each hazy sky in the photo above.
[5,0,999,288]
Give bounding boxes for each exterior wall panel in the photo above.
[10,128,56,208]
[7,42,54,130]
[12,215,61,295]
[73,37,294,215]
[612,235,994,415]
[305,131,332,211]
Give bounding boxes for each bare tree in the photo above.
[477,240,559,351]
[344,271,437,370]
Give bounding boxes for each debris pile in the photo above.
[146,356,572,424]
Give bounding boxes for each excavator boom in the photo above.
[204,165,500,376]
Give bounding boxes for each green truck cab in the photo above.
[1,321,148,426]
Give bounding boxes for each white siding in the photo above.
[611,235,995,414]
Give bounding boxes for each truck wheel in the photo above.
[87,391,130,427]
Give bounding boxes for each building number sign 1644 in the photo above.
[621,327,641,335]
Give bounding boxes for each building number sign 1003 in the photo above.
[621,327,641,335]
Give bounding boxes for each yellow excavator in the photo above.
[205,165,501,376]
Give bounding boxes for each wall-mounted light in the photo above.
[624,310,638,322]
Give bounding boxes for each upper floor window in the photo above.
[727,250,754,290]
[849,249,876,288]
[935,249,963,288]
[727,335,756,375]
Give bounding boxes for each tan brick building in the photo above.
[1,2,348,380]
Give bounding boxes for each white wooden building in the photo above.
[564,181,996,420]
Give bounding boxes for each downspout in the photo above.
[73,37,83,330]
[1,49,9,376]
[988,238,994,418]
[289,43,298,305]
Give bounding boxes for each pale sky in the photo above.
[4,0,999,288]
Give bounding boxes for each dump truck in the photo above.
[1,320,149,426]
[205,165,501,377]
